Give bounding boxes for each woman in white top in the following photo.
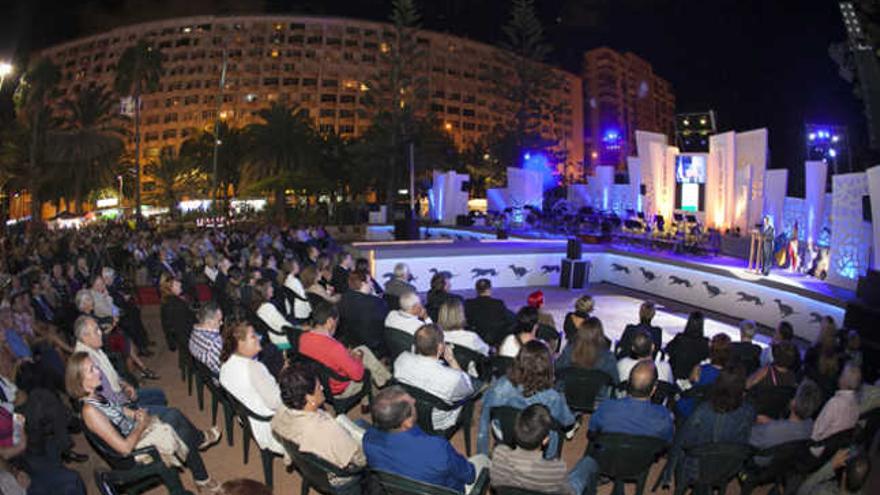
[437,299,490,356]
[253,280,294,349]
[498,307,539,358]
[219,321,284,455]
[301,265,341,304]
[283,259,311,322]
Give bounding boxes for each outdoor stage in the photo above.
[353,236,851,343]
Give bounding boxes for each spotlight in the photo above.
[524,153,531,160]
[828,148,837,158]
[832,135,840,142]
[808,133,816,141]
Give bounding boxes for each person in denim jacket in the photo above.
[555,316,619,400]
[478,340,575,458]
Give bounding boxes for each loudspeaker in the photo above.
[456,215,473,226]
[857,269,880,307]
[640,184,647,195]
[394,219,419,240]
[560,259,590,289]
[566,239,582,260]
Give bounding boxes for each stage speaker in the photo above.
[857,269,880,307]
[567,239,582,260]
[455,215,473,226]
[394,219,419,240]
[560,259,590,289]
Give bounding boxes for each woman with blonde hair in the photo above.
[563,294,594,342]
[437,299,490,356]
[66,352,221,492]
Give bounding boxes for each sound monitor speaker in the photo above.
[567,239,582,260]
[393,219,419,240]
[560,259,590,289]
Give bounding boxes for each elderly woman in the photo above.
[383,262,416,298]
[66,352,221,493]
[271,363,366,488]
[477,340,576,459]
[219,321,285,456]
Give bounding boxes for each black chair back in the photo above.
[558,368,613,412]
[740,439,811,495]
[678,442,752,493]
[488,405,520,448]
[294,354,372,415]
[452,345,490,380]
[394,381,476,455]
[83,420,137,471]
[383,293,400,311]
[281,439,364,495]
[370,469,471,495]
[587,433,669,495]
[384,327,414,362]
[493,486,549,495]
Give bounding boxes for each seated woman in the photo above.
[747,340,799,389]
[437,299,490,357]
[675,333,731,420]
[159,275,196,353]
[663,368,755,486]
[282,259,312,324]
[219,322,285,456]
[556,316,619,395]
[252,280,295,350]
[478,340,576,459]
[526,291,561,353]
[562,294,593,343]
[665,311,710,383]
[354,257,383,296]
[66,352,221,493]
[271,363,366,488]
[302,265,340,305]
[426,273,463,323]
[498,307,539,359]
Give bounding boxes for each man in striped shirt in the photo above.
[188,302,224,376]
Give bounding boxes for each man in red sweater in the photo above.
[298,301,391,399]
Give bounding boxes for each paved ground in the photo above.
[67,282,765,494]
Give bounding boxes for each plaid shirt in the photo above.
[188,327,223,376]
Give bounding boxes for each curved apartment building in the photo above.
[38,14,584,189]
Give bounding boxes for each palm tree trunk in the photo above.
[29,114,41,228]
[134,91,142,220]
[385,129,397,221]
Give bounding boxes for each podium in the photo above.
[748,230,766,274]
[560,259,590,289]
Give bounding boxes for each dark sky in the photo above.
[0,0,867,193]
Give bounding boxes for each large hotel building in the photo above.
[37,14,585,192]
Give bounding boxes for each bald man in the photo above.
[588,361,674,443]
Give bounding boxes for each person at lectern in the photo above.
[761,216,774,276]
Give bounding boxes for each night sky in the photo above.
[0,0,868,194]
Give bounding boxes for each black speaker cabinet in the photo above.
[394,219,419,240]
[560,259,590,289]
[566,239,582,260]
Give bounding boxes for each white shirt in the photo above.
[393,352,473,430]
[617,356,674,385]
[219,354,284,454]
[443,329,490,356]
[204,265,218,283]
[385,310,432,336]
[0,376,17,413]
[257,302,292,347]
[498,334,522,358]
[284,273,311,320]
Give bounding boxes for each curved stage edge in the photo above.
[352,239,849,343]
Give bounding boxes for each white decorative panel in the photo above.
[634,131,669,220]
[763,169,788,233]
[804,161,828,244]
[708,131,736,229]
[735,129,769,232]
[867,165,880,270]
[828,172,871,289]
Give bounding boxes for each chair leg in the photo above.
[186,368,194,396]
[261,449,274,488]
[223,403,234,447]
[211,393,219,425]
[300,479,310,495]
[195,376,205,411]
[243,430,251,464]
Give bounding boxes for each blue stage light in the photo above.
[828,148,837,158]
[808,133,816,141]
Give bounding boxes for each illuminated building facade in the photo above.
[582,47,675,174]
[37,14,584,192]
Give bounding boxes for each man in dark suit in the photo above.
[616,301,663,359]
[729,320,762,375]
[464,279,514,346]
[338,271,390,357]
[331,251,353,296]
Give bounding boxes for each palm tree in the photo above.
[114,39,163,219]
[45,85,125,213]
[245,103,319,219]
[12,57,60,225]
[142,150,204,218]
[179,122,246,208]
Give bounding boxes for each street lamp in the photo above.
[0,61,13,91]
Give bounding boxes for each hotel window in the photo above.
[339,109,354,118]
[319,109,335,117]
[306,36,322,44]
[302,78,317,87]
[322,79,338,88]
[345,39,358,47]
[320,94,337,103]
[263,77,279,86]
[339,95,355,103]
[319,124,335,133]
[144,132,159,142]
[283,77,299,86]
[339,124,354,134]
[345,26,360,35]
[162,129,177,139]
[164,113,178,123]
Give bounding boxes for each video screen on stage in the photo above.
[680,182,700,212]
[675,155,707,184]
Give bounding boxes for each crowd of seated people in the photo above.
[1,221,878,495]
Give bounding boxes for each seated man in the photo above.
[188,302,224,376]
[490,404,593,495]
[616,301,663,358]
[393,324,474,430]
[730,320,763,375]
[363,386,488,493]
[617,329,674,386]
[589,360,674,440]
[384,292,431,336]
[337,272,389,356]
[811,363,861,456]
[749,380,822,465]
[464,279,515,346]
[71,315,167,410]
[298,302,390,400]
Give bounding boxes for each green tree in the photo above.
[12,57,61,225]
[142,150,204,218]
[114,39,163,219]
[180,122,246,207]
[491,0,565,173]
[362,0,428,213]
[244,103,319,218]
[45,84,125,213]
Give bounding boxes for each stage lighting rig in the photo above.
[675,111,716,152]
